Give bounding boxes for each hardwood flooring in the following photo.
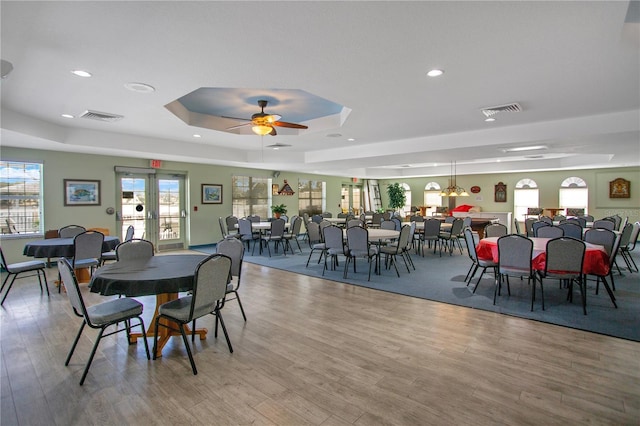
[1,254,639,425]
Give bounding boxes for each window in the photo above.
[232,175,271,218]
[0,161,43,235]
[423,182,442,217]
[298,179,325,216]
[559,177,588,215]
[514,178,539,221]
[401,183,411,216]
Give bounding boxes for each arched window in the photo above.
[401,183,412,216]
[423,182,442,217]
[559,177,588,216]
[514,179,539,221]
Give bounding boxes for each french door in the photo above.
[116,171,187,251]
[341,184,363,215]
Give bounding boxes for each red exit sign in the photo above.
[150,159,162,168]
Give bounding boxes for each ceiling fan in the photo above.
[225,100,308,136]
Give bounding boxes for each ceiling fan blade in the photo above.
[273,121,308,129]
[221,115,251,122]
[226,122,251,130]
[269,127,277,136]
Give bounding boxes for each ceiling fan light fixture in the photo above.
[252,125,273,136]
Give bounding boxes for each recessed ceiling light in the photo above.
[124,82,155,93]
[347,138,355,142]
[193,134,201,138]
[266,143,292,149]
[327,133,342,138]
[485,117,496,122]
[427,69,444,77]
[71,69,92,77]
[502,145,548,153]
[61,114,74,119]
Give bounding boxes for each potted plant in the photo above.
[386,183,407,216]
[271,204,287,219]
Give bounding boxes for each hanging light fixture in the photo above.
[439,161,469,197]
[252,124,273,136]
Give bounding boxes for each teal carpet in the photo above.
[193,240,640,342]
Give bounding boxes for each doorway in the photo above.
[341,184,363,215]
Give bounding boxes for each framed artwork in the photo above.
[272,184,280,195]
[64,179,101,206]
[609,178,630,199]
[201,184,222,204]
[494,182,507,203]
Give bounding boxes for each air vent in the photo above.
[80,110,124,122]
[481,102,522,118]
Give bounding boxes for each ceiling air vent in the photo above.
[80,110,124,122]
[481,102,522,118]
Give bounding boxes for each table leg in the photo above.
[128,292,208,358]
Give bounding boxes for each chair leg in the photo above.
[39,269,50,297]
[216,311,234,353]
[598,275,618,309]
[234,291,247,321]
[178,323,198,375]
[153,316,161,360]
[65,321,86,366]
[0,275,17,305]
[135,317,151,359]
[79,327,105,385]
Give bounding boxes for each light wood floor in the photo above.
[1,255,639,425]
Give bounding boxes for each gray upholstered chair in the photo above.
[59,225,86,238]
[322,226,346,276]
[495,235,541,311]
[463,227,497,293]
[484,223,508,238]
[379,225,412,277]
[537,237,586,314]
[0,246,49,305]
[536,226,564,239]
[59,231,104,293]
[421,218,442,256]
[153,254,232,375]
[115,238,154,262]
[558,222,583,240]
[216,237,246,321]
[262,218,288,257]
[344,226,378,281]
[101,225,134,264]
[58,257,149,385]
[284,216,303,254]
[305,222,326,267]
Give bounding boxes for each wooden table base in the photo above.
[128,292,208,358]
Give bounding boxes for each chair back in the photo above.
[116,239,154,261]
[322,226,344,252]
[584,228,616,256]
[462,216,472,229]
[74,231,104,263]
[216,237,244,280]
[524,218,537,236]
[382,212,391,221]
[449,218,464,237]
[58,258,89,320]
[59,225,86,238]
[444,216,456,224]
[347,219,363,228]
[553,215,566,222]
[497,235,533,276]
[189,254,232,320]
[380,220,396,230]
[618,223,633,249]
[391,217,402,231]
[406,221,417,250]
[238,218,253,237]
[410,215,424,223]
[593,219,615,231]
[463,227,479,262]
[371,213,383,226]
[611,215,622,231]
[558,222,583,240]
[396,225,412,253]
[311,214,323,224]
[536,226,564,239]
[219,217,228,238]
[279,215,288,223]
[322,212,333,218]
[583,214,595,222]
[306,222,322,244]
[484,223,508,238]
[544,237,585,278]
[319,220,331,236]
[345,226,369,255]
[539,216,553,225]
[290,216,303,236]
[532,221,550,236]
[565,217,584,228]
[629,222,640,250]
[423,218,441,239]
[269,218,286,237]
[302,212,310,225]
[124,225,135,241]
[248,215,261,223]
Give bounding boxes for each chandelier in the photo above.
[439,161,469,197]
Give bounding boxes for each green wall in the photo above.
[0,147,346,262]
[379,167,640,221]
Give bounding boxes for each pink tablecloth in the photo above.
[476,237,609,276]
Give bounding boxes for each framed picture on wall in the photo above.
[494,182,507,203]
[609,178,630,198]
[64,179,101,206]
[201,184,222,204]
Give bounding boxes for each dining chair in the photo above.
[513,219,522,235]
[59,231,104,293]
[58,258,149,385]
[218,217,229,238]
[59,225,86,238]
[344,226,378,281]
[439,218,464,256]
[495,234,541,311]
[283,216,303,254]
[305,222,326,267]
[619,222,639,273]
[347,219,363,229]
[421,218,441,256]
[380,220,395,230]
[216,237,246,321]
[0,246,49,305]
[524,218,537,237]
[537,237,586,314]
[616,223,636,273]
[311,214,323,224]
[322,225,345,276]
[539,216,553,225]
[225,215,239,237]
[463,227,497,293]
[261,218,288,257]
[371,212,383,228]
[553,214,566,222]
[237,218,258,254]
[531,221,550,236]
[153,254,232,375]
[593,219,615,231]
[484,223,508,238]
[379,225,412,277]
[116,239,154,261]
[536,226,564,239]
[558,222,583,240]
[101,225,134,264]
[583,228,618,305]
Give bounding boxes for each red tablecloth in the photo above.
[476,237,609,276]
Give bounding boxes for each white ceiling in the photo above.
[1,1,639,179]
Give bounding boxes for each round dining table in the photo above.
[23,236,120,258]
[90,254,208,357]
